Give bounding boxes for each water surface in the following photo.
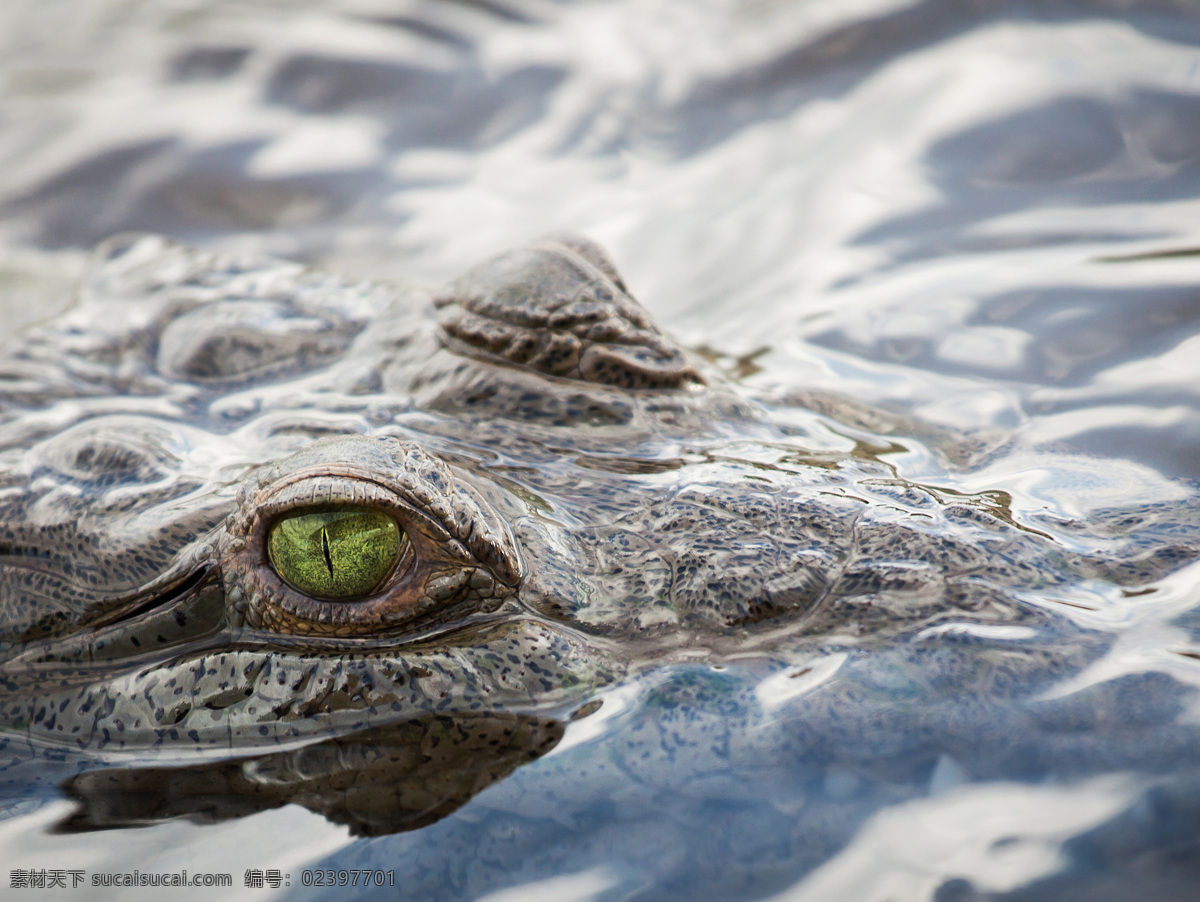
[3,1,1200,900]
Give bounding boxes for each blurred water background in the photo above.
[3,1,1200,900]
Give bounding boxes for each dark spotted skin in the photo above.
[0,233,1193,833]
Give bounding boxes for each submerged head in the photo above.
[3,233,1174,835]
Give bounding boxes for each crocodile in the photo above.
[0,234,1192,835]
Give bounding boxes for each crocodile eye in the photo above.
[222,438,522,636]
[267,507,403,599]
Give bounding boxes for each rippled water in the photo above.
[3,1,1200,899]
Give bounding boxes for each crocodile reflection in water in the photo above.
[0,234,1191,834]
[58,714,565,836]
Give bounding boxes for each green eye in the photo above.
[268,507,403,599]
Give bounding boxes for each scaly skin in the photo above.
[0,234,1192,833]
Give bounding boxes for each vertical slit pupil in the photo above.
[268,507,404,600]
[321,526,334,577]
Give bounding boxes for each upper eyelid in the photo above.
[255,475,453,543]
[257,473,405,514]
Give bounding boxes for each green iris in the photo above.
[267,507,403,599]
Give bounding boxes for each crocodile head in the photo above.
[0,234,1179,834]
